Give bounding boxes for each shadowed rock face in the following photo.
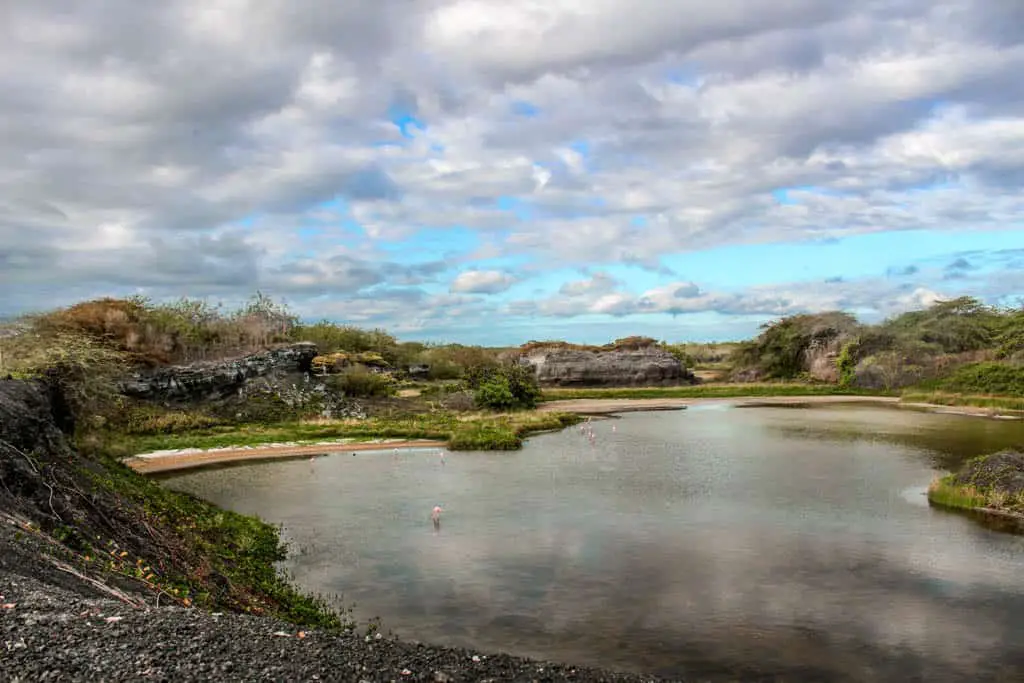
[0,378,173,575]
[520,347,696,387]
[118,342,319,402]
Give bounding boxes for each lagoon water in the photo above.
[167,405,1024,681]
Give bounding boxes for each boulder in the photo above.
[518,346,696,387]
[118,342,318,402]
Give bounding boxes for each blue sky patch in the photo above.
[511,101,541,117]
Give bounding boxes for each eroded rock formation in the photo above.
[518,346,696,387]
[118,342,318,402]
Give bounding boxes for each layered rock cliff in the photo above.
[118,342,318,402]
[518,346,697,387]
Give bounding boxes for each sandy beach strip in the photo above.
[124,439,448,475]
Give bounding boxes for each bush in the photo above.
[0,328,129,425]
[474,378,517,410]
[325,366,396,398]
[996,311,1024,360]
[425,358,462,380]
[880,296,1001,354]
[465,363,540,410]
[731,312,860,380]
[855,351,924,390]
[20,292,298,366]
[291,322,397,360]
[927,362,1024,396]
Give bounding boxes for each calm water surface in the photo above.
[167,405,1024,681]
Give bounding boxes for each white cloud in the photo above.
[0,0,1021,340]
[450,270,516,294]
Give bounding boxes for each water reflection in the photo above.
[168,406,1024,682]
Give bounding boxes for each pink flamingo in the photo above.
[431,506,443,523]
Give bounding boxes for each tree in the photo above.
[995,310,1024,360]
[880,296,1000,354]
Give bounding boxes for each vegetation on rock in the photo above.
[727,297,1024,395]
[928,450,1024,516]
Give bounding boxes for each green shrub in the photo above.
[474,378,516,410]
[426,358,463,380]
[880,296,1001,354]
[731,312,860,380]
[661,343,694,368]
[326,366,396,398]
[836,342,857,388]
[466,363,540,409]
[926,362,1024,396]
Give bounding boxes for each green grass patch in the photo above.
[927,476,991,511]
[540,383,892,401]
[108,410,583,455]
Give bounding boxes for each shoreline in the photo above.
[124,439,447,475]
[124,394,1021,475]
[539,394,1024,419]
[536,394,898,414]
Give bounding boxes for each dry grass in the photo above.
[928,477,1024,514]
[12,294,296,368]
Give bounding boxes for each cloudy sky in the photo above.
[2,1,1023,344]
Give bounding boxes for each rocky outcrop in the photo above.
[119,342,318,402]
[519,346,696,387]
[0,378,168,570]
[0,379,77,529]
[804,336,844,383]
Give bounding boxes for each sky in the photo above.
[1,1,1023,345]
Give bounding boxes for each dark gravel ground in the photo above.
[0,570,670,683]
